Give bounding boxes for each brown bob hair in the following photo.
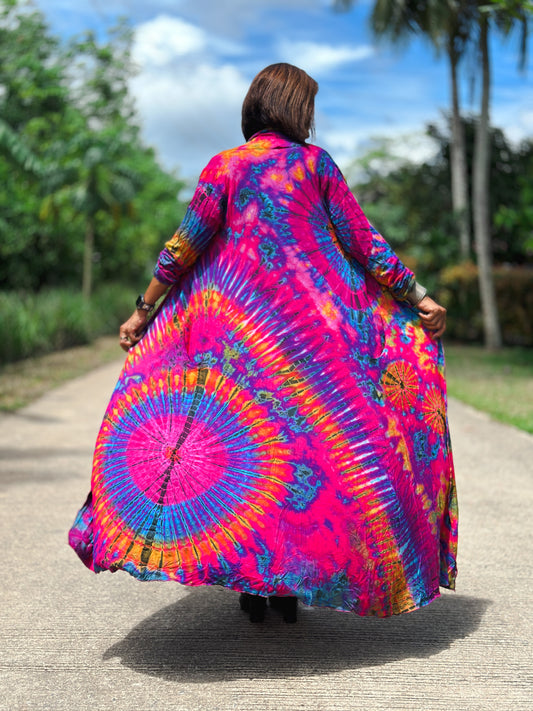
[241,63,318,144]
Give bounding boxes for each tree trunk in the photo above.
[82,217,94,301]
[448,42,470,261]
[472,16,501,350]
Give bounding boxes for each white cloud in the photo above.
[38,1,527,184]
[183,0,316,37]
[492,101,533,145]
[132,15,207,67]
[129,15,252,178]
[130,56,249,177]
[278,40,374,75]
[128,14,437,182]
[318,125,441,182]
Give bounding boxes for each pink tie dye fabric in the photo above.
[69,131,458,617]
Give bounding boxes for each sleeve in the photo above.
[153,155,228,286]
[318,150,415,300]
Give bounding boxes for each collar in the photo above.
[247,130,303,149]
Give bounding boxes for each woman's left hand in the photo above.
[417,296,446,338]
[119,310,148,351]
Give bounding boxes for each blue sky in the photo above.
[35,0,533,181]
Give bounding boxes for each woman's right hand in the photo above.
[417,296,447,339]
[119,310,149,351]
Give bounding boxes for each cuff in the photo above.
[153,247,182,286]
[404,281,428,306]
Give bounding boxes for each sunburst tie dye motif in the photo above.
[69,131,458,617]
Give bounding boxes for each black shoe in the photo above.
[239,592,252,612]
[269,595,298,623]
[239,593,267,622]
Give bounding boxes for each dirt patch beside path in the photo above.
[0,336,122,411]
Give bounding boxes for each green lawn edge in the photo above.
[444,344,533,435]
[1,340,532,437]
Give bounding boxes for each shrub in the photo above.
[439,262,533,346]
[0,284,133,365]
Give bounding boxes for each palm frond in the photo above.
[0,119,45,175]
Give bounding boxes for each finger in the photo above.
[123,328,141,341]
[418,314,435,324]
[418,310,439,321]
[119,333,133,350]
[431,321,443,333]
[421,318,446,333]
[419,310,444,324]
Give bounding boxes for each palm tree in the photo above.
[441,3,476,262]
[473,6,500,348]
[335,0,474,260]
[41,132,140,300]
[334,0,530,349]
[0,118,44,174]
[471,0,529,349]
[1,120,139,299]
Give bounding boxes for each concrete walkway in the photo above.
[1,359,531,711]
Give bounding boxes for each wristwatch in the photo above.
[136,294,155,313]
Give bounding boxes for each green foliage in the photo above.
[351,121,533,289]
[429,119,533,264]
[439,262,533,346]
[351,131,458,291]
[0,118,44,173]
[0,0,187,295]
[66,21,137,134]
[0,284,133,364]
[352,122,533,345]
[0,0,69,131]
[0,0,73,289]
[488,0,533,13]
[336,0,531,349]
[494,150,533,255]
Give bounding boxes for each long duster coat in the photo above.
[69,130,458,617]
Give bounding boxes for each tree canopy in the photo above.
[351,121,533,290]
[0,0,186,293]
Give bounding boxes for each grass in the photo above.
[0,283,132,410]
[1,335,532,436]
[0,284,132,365]
[444,343,533,434]
[0,336,121,411]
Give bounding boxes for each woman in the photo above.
[69,63,457,624]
